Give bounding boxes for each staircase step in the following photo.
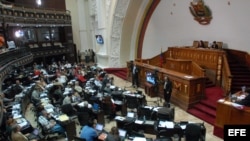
[200,100,217,109]
[187,108,215,125]
[193,103,217,117]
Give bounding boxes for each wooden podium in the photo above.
[144,82,156,97]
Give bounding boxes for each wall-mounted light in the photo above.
[36,0,42,7]
[15,30,24,38]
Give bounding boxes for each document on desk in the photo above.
[18,119,28,128]
[144,120,154,125]
[153,107,161,112]
[115,116,125,121]
[144,106,153,110]
[13,114,22,119]
[133,137,147,141]
[59,114,69,122]
[12,104,21,109]
[135,120,144,124]
[159,121,174,128]
[77,102,84,107]
[180,125,186,129]
[45,107,54,113]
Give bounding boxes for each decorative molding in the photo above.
[109,0,130,67]
[89,0,97,17]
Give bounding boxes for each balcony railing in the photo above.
[0,3,71,26]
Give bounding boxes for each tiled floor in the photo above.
[25,74,223,141]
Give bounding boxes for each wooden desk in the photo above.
[127,62,205,110]
[144,82,156,97]
[63,120,76,141]
[215,99,250,128]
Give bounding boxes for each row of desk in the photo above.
[115,115,206,140]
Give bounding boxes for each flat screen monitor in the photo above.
[146,72,156,85]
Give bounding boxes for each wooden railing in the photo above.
[226,49,250,70]
[191,61,206,77]
[221,54,232,96]
[127,61,206,110]
[166,47,225,86]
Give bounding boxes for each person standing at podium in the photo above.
[131,62,139,88]
[163,76,172,106]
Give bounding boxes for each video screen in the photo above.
[146,72,156,85]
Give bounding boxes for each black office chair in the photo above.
[102,96,116,121]
[155,130,173,141]
[129,130,145,138]
[125,95,140,112]
[185,123,205,141]
[61,104,77,117]
[137,106,153,120]
[157,107,175,121]
[122,121,135,136]
[77,111,90,126]
[37,121,60,140]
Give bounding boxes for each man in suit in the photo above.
[131,62,139,88]
[211,41,219,49]
[163,76,173,106]
[198,40,205,48]
[236,88,250,106]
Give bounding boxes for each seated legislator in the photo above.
[11,124,38,141]
[211,41,219,49]
[80,119,98,141]
[38,110,66,136]
[198,40,205,48]
[31,84,43,105]
[236,89,250,106]
[62,93,73,105]
[105,126,121,141]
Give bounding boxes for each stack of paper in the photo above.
[59,114,69,122]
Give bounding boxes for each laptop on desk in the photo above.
[95,123,104,135]
[118,129,127,139]
[27,128,39,140]
[125,112,136,121]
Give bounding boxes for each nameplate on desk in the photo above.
[59,114,69,122]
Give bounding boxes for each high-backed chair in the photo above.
[193,40,209,48]
[77,111,90,126]
[137,106,153,120]
[155,130,173,141]
[185,123,205,141]
[101,96,116,121]
[125,95,140,112]
[61,104,77,120]
[157,107,175,121]
[37,121,59,140]
[217,41,223,49]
